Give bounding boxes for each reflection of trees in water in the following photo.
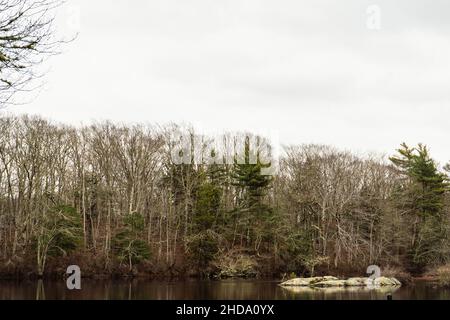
[36,280,46,300]
[0,279,446,299]
[33,279,136,300]
[128,282,132,300]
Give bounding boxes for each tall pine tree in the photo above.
[390,143,449,272]
[231,135,276,254]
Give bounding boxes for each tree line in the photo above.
[0,114,449,278]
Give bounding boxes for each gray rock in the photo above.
[345,277,371,286]
[280,276,338,287]
[280,275,401,288]
[314,279,347,287]
[373,277,401,286]
[281,285,401,295]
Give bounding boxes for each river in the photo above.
[0,279,448,300]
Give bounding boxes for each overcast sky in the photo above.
[6,0,450,163]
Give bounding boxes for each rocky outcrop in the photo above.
[280,276,338,286]
[281,285,401,295]
[345,277,373,286]
[280,276,401,288]
[374,276,401,286]
[314,279,347,287]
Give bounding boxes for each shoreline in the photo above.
[0,272,439,285]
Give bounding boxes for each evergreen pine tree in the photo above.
[390,143,449,271]
[186,172,222,274]
[231,135,276,253]
[112,212,151,272]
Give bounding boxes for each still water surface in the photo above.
[0,279,449,300]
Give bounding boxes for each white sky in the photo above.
[5,0,450,163]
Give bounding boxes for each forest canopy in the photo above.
[0,114,449,278]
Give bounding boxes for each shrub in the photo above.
[381,265,412,283]
[436,265,450,287]
[212,250,258,278]
[34,204,82,276]
[185,229,219,273]
[112,213,151,271]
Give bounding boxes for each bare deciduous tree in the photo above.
[0,0,63,105]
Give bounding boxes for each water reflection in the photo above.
[280,285,400,300]
[0,279,447,300]
[36,280,46,300]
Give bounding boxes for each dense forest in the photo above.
[0,114,449,280]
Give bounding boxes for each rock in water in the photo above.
[280,276,401,288]
[345,277,370,286]
[314,280,347,287]
[280,276,338,286]
[374,277,401,286]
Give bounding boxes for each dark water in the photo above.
[0,279,449,300]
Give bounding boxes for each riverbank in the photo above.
[1,250,448,287]
[0,260,438,286]
[0,255,267,280]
